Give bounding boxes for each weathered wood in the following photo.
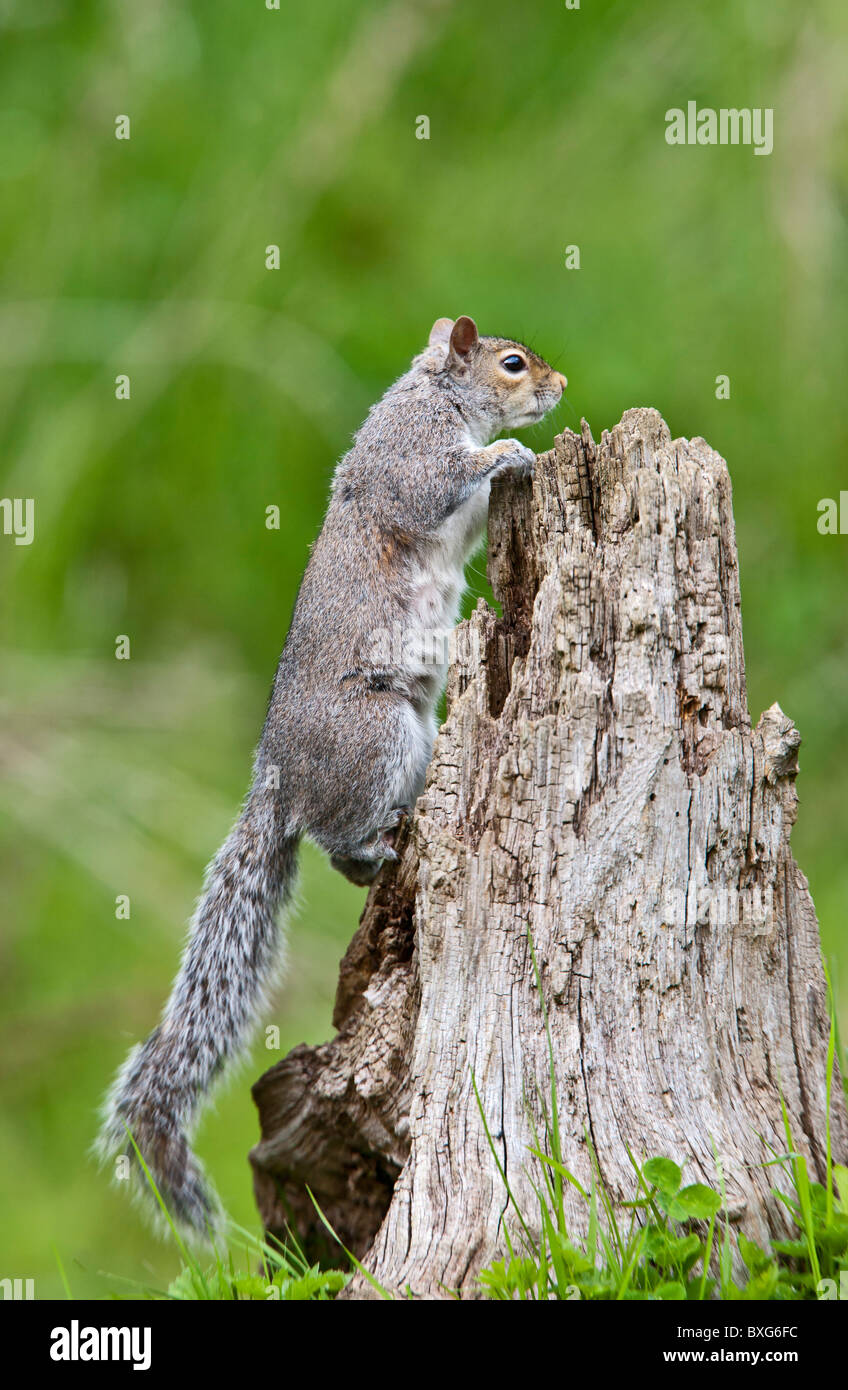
[249,408,847,1298]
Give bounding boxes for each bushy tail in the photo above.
[97,787,298,1238]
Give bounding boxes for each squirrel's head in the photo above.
[425,316,566,436]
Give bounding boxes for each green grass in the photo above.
[474,938,848,1301]
[55,938,847,1302]
[65,1220,349,1302]
[57,1131,350,1301]
[477,1142,848,1301]
[103,1047,848,1301]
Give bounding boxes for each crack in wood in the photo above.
[249,409,847,1298]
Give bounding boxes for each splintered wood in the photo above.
[250,409,846,1298]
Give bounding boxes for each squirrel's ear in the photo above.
[428,317,455,348]
[449,316,478,359]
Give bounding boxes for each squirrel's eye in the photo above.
[501,354,526,374]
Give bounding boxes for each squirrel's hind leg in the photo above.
[329,805,412,885]
[309,700,429,883]
[330,852,382,886]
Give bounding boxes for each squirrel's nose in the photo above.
[553,372,567,393]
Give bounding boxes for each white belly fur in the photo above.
[403,484,491,695]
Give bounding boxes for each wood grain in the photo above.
[250,409,847,1297]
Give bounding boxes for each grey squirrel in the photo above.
[98,315,566,1235]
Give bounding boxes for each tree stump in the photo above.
[249,408,847,1298]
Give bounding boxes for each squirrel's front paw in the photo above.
[487,439,536,479]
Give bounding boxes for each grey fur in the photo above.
[97,317,565,1235]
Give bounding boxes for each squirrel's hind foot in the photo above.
[329,806,412,885]
[330,853,383,886]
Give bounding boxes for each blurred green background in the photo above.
[1,0,846,1299]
